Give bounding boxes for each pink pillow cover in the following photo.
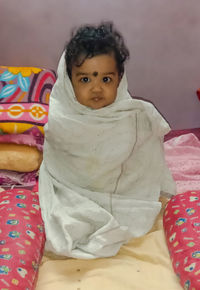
[0,170,38,187]
[0,187,45,289]
[0,126,44,152]
[163,190,200,290]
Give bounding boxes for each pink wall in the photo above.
[0,0,200,129]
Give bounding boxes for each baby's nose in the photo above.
[91,81,103,92]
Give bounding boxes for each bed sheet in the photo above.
[36,198,182,290]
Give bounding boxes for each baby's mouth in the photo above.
[91,96,103,102]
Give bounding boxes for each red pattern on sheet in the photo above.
[164,191,200,290]
[0,188,45,289]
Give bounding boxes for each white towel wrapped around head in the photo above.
[38,52,175,259]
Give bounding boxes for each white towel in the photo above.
[38,52,176,259]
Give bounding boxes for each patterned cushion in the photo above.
[163,191,200,290]
[0,66,56,134]
[0,187,45,289]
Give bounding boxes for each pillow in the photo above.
[0,66,56,134]
[0,143,42,172]
[0,187,45,289]
[0,127,44,186]
[163,190,200,289]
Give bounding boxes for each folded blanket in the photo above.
[164,133,200,193]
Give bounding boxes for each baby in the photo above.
[65,22,129,110]
[39,22,175,259]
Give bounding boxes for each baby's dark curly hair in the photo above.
[65,22,129,79]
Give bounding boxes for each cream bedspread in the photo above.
[36,198,181,290]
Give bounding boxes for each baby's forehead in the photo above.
[72,54,119,76]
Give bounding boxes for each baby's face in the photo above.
[71,54,120,109]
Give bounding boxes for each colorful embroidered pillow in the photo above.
[0,66,56,134]
[163,191,200,290]
[0,187,45,289]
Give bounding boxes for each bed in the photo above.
[36,130,200,290]
[0,66,199,290]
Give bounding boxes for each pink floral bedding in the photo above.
[0,126,44,152]
[0,129,199,290]
[0,170,38,187]
[163,132,200,289]
[164,133,200,194]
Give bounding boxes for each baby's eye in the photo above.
[80,77,90,83]
[102,77,111,83]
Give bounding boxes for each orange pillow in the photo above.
[0,143,42,172]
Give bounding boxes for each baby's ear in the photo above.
[118,73,123,85]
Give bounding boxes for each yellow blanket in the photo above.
[36,198,182,290]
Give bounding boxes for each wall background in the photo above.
[0,0,200,129]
